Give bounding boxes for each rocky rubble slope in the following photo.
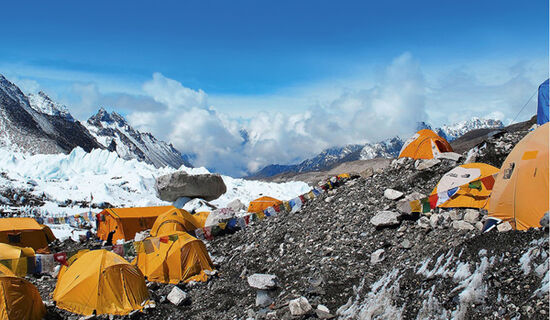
[30,126,548,320]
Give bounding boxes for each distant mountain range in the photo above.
[249,118,503,179]
[0,74,191,169]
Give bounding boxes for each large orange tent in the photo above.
[97,206,180,242]
[0,243,35,277]
[399,129,453,159]
[0,218,56,253]
[0,270,46,320]
[149,208,205,237]
[53,250,150,316]
[487,123,549,230]
[247,196,282,213]
[133,231,214,284]
[430,163,499,209]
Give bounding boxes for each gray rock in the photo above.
[452,220,475,231]
[316,305,334,319]
[167,286,188,306]
[384,189,404,200]
[370,249,385,264]
[404,192,427,201]
[464,210,480,224]
[256,290,273,307]
[449,210,463,221]
[156,171,227,201]
[360,168,374,179]
[289,297,312,316]
[247,273,278,290]
[415,159,441,170]
[540,212,549,228]
[401,239,413,249]
[497,221,513,232]
[436,152,461,161]
[430,214,442,228]
[370,211,401,228]
[417,216,431,229]
[475,221,484,231]
[226,199,246,212]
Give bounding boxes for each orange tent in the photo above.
[0,243,35,277]
[0,272,46,320]
[399,129,453,159]
[150,208,205,237]
[97,206,179,242]
[488,123,549,230]
[247,196,282,213]
[133,232,214,284]
[53,250,149,316]
[0,218,56,253]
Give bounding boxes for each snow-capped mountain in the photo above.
[359,137,404,160]
[249,144,364,179]
[0,74,102,154]
[85,108,192,169]
[28,91,74,121]
[251,117,503,179]
[438,117,503,141]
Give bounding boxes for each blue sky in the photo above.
[1,0,548,175]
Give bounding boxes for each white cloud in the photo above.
[5,53,544,176]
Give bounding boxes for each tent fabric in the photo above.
[398,129,453,159]
[150,209,205,237]
[0,218,56,253]
[430,163,499,209]
[97,206,180,242]
[53,249,149,316]
[0,274,46,320]
[133,232,214,284]
[0,243,35,277]
[537,79,549,125]
[488,123,549,230]
[247,196,283,213]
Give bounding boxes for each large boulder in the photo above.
[156,171,227,201]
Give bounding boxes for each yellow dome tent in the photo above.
[53,250,150,316]
[487,123,549,230]
[0,273,46,320]
[0,243,35,277]
[150,208,205,237]
[247,196,282,213]
[430,163,499,209]
[0,218,56,253]
[133,232,214,284]
[399,129,453,159]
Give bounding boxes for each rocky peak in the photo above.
[27,91,74,121]
[88,108,127,128]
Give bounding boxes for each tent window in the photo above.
[8,233,21,243]
[503,163,515,179]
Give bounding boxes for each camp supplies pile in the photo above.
[0,217,56,253]
[133,231,214,284]
[0,267,46,320]
[487,123,549,230]
[53,249,150,316]
[399,129,453,159]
